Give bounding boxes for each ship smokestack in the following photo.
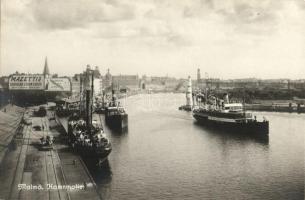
[186,76,193,109]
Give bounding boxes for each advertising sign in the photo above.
[9,75,44,90]
[46,78,71,92]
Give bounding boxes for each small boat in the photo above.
[105,90,128,130]
[105,105,128,130]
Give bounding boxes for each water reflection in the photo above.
[84,158,113,199]
[193,121,269,146]
[109,127,128,135]
[85,159,112,184]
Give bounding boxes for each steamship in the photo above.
[193,102,269,135]
[67,115,112,165]
[185,72,269,135]
[105,90,128,130]
[67,70,112,165]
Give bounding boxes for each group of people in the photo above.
[70,119,108,149]
[40,135,54,146]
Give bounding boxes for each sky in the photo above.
[1,0,304,79]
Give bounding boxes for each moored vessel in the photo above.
[105,90,128,130]
[193,102,269,135]
[67,69,112,165]
[193,84,269,135]
[68,115,112,165]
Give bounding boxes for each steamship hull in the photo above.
[72,144,112,164]
[193,111,269,135]
[105,114,128,130]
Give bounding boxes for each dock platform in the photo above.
[0,108,102,200]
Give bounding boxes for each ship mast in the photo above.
[79,74,83,116]
[91,72,94,126]
[85,68,94,131]
[242,87,246,117]
[111,83,116,107]
[205,72,209,109]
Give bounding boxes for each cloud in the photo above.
[1,0,304,78]
[29,0,135,30]
[181,0,283,36]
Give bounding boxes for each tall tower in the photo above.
[93,66,101,78]
[43,57,50,78]
[197,68,201,83]
[186,76,193,109]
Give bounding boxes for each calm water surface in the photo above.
[90,93,304,200]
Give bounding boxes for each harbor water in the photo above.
[91,93,304,200]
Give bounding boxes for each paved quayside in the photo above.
[0,107,102,200]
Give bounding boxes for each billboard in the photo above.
[9,75,44,90]
[45,78,71,92]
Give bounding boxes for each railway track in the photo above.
[50,149,71,200]
[48,110,72,200]
[41,117,52,200]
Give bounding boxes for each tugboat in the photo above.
[105,90,128,130]
[193,93,269,135]
[67,70,112,165]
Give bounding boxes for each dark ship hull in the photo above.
[71,143,111,164]
[105,113,128,130]
[193,112,269,135]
